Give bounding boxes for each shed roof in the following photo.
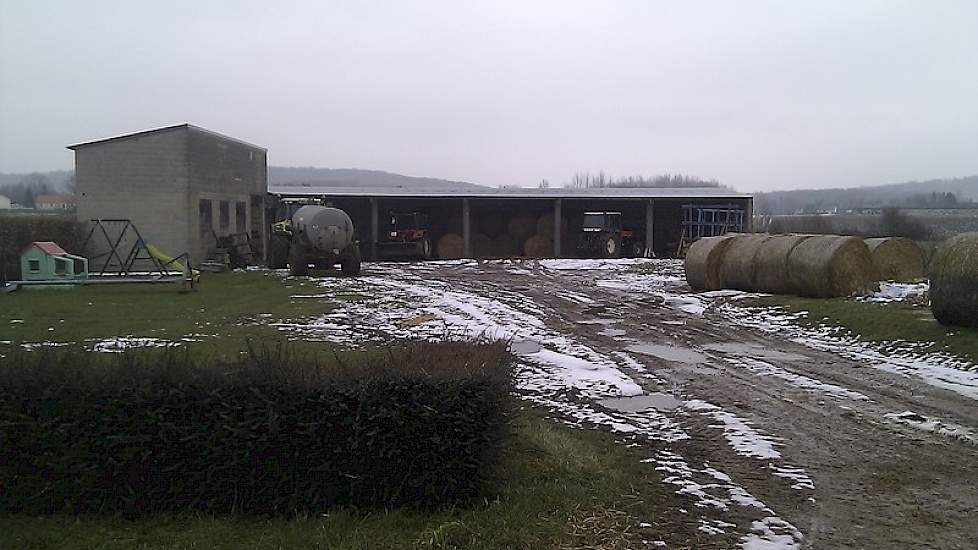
[25,241,68,256]
[67,123,266,151]
[270,185,751,200]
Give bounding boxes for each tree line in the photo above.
[0,170,74,208]
[563,171,722,189]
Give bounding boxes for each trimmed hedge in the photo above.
[0,341,514,515]
[0,214,83,281]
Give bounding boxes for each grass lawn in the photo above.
[0,271,345,356]
[765,295,978,364]
[0,409,690,550]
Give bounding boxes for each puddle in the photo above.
[510,340,542,354]
[578,319,618,326]
[627,344,706,364]
[600,392,682,412]
[702,342,807,362]
[600,328,627,337]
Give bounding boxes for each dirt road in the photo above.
[284,259,978,549]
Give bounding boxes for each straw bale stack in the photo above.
[507,214,536,240]
[786,235,878,298]
[929,232,978,328]
[864,237,925,282]
[523,235,553,258]
[719,234,772,291]
[471,233,492,258]
[436,233,464,259]
[754,234,813,294]
[684,235,735,291]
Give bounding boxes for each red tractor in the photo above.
[377,211,434,259]
[577,211,646,258]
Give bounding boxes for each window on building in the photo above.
[55,260,66,275]
[219,201,230,233]
[199,199,213,239]
[28,259,40,272]
[236,201,247,233]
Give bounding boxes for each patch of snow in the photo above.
[720,356,870,402]
[859,281,928,303]
[883,410,978,445]
[91,337,180,353]
[685,400,782,460]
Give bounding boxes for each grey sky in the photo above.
[1,1,976,192]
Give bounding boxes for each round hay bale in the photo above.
[720,234,773,291]
[535,213,569,239]
[491,233,521,257]
[786,235,878,298]
[507,214,536,240]
[471,232,492,258]
[684,234,736,291]
[524,234,553,258]
[436,233,464,259]
[754,234,814,294]
[478,214,504,238]
[929,232,978,328]
[864,237,925,282]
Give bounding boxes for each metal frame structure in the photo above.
[677,204,746,256]
[80,219,191,281]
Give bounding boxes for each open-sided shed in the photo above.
[270,186,752,260]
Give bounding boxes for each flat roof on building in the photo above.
[270,185,751,200]
[67,123,266,151]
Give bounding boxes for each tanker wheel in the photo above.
[340,255,361,276]
[288,245,308,276]
[601,235,621,259]
[269,235,290,269]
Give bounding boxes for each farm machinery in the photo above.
[269,205,361,276]
[576,211,646,259]
[377,211,434,259]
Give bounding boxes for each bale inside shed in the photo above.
[928,232,978,328]
[719,234,772,291]
[507,214,536,240]
[786,235,878,298]
[471,233,492,258]
[523,235,553,258]
[754,234,813,294]
[491,233,521,257]
[535,214,568,239]
[436,233,464,259]
[477,215,504,238]
[684,234,735,291]
[864,237,925,282]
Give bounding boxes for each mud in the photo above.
[288,259,978,549]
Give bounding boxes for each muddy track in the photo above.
[397,261,978,549]
[295,260,978,548]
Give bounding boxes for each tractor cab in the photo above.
[582,212,622,233]
[389,212,430,239]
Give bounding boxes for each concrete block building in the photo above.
[70,124,268,264]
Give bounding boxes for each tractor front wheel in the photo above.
[420,237,433,259]
[602,235,621,259]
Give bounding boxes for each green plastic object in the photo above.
[20,241,88,282]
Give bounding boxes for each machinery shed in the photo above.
[270,186,753,260]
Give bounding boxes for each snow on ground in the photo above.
[858,281,929,303]
[91,336,181,353]
[883,410,978,446]
[720,304,978,402]
[685,399,782,460]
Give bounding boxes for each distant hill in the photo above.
[269,166,487,192]
[755,175,978,215]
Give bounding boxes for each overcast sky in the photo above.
[1,1,976,192]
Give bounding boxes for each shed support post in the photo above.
[462,199,471,258]
[370,198,378,261]
[744,198,754,232]
[645,199,655,258]
[553,199,562,258]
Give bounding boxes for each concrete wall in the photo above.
[75,129,192,265]
[75,127,268,265]
[186,128,267,261]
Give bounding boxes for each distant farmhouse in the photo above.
[34,194,76,211]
